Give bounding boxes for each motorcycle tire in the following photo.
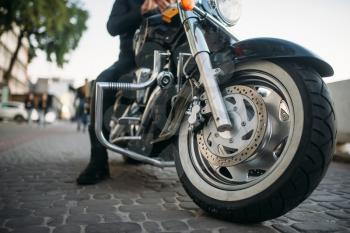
[174,60,336,223]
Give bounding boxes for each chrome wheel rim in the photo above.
[189,71,294,191]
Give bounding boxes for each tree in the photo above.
[0,0,88,85]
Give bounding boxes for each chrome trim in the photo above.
[179,7,233,132]
[179,10,210,56]
[94,50,174,167]
[111,136,142,144]
[95,82,174,167]
[117,117,141,125]
[98,51,168,92]
[137,86,163,136]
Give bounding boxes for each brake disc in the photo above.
[197,85,268,167]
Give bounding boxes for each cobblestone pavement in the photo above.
[0,122,349,233]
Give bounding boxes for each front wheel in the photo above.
[174,61,336,223]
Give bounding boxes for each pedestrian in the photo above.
[76,0,171,185]
[24,93,34,124]
[37,93,48,127]
[81,97,90,133]
[75,88,87,132]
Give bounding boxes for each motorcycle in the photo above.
[94,0,336,223]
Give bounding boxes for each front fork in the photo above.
[178,8,233,133]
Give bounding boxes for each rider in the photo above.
[77,0,171,185]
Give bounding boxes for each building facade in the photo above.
[0,27,30,100]
[35,77,76,119]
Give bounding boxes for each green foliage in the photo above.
[0,0,88,67]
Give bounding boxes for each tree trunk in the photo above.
[3,30,25,85]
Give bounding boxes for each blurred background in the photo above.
[0,0,349,150]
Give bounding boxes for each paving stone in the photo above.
[69,206,85,215]
[119,204,162,212]
[6,216,44,229]
[86,205,116,214]
[86,222,142,233]
[102,213,123,223]
[53,225,81,233]
[11,226,50,233]
[135,198,162,205]
[176,189,187,196]
[21,200,53,209]
[143,221,162,233]
[191,230,211,233]
[163,203,180,210]
[188,217,235,229]
[47,215,64,226]
[113,193,140,199]
[147,210,193,221]
[163,197,177,203]
[120,199,134,205]
[129,212,145,222]
[334,202,350,209]
[78,199,120,207]
[0,208,31,218]
[319,202,339,210]
[65,193,90,201]
[273,224,300,233]
[161,220,188,231]
[34,207,68,217]
[296,203,326,212]
[141,191,175,198]
[66,214,101,225]
[292,222,343,232]
[310,195,347,202]
[93,193,112,200]
[176,196,192,202]
[335,220,350,228]
[19,194,63,202]
[52,200,71,208]
[285,211,337,222]
[219,225,277,233]
[326,210,350,219]
[179,201,199,210]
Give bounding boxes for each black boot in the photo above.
[77,127,110,185]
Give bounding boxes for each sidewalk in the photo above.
[0,122,349,233]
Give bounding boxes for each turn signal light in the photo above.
[181,0,195,11]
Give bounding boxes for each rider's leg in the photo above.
[77,59,135,185]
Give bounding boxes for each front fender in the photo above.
[231,38,334,77]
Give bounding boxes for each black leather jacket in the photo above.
[107,0,144,59]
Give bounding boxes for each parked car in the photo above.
[0,101,27,122]
[0,101,38,122]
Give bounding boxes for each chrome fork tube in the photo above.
[179,8,232,132]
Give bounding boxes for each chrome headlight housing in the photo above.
[202,0,242,27]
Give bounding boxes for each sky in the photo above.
[28,0,350,87]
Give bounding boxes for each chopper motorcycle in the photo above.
[94,0,336,223]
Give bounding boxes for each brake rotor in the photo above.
[197,85,268,167]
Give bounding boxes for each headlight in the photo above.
[202,0,242,27]
[215,0,242,26]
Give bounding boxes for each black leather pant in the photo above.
[89,58,136,149]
